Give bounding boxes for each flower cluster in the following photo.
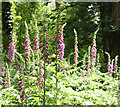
[90,38,97,67]
[18,79,23,92]
[0,77,3,83]
[83,30,101,77]
[46,26,50,64]
[57,19,65,68]
[2,67,5,76]
[1,63,5,83]
[57,29,64,60]
[8,35,15,62]
[18,70,26,102]
[25,34,31,58]
[39,26,50,64]
[35,61,44,89]
[105,52,118,75]
[96,53,101,71]
[20,91,25,102]
[74,29,79,66]
[34,33,39,53]
[5,72,11,89]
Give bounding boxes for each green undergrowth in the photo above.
[0,67,118,105]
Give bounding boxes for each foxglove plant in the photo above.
[34,34,39,53]
[90,33,97,67]
[25,21,31,58]
[46,26,50,64]
[8,34,15,62]
[96,53,101,71]
[110,59,114,75]
[106,52,119,75]
[39,26,50,64]
[20,91,25,102]
[2,67,5,76]
[0,77,3,83]
[25,35,31,58]
[34,20,39,53]
[36,60,44,89]
[90,29,99,72]
[57,21,66,68]
[74,29,79,67]
[106,52,111,73]
[18,65,26,102]
[82,29,100,76]
[5,71,11,89]
[114,55,118,73]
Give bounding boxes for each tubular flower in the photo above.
[25,34,31,58]
[39,27,50,64]
[57,27,65,62]
[34,33,39,53]
[2,67,5,76]
[36,61,44,89]
[18,72,22,92]
[74,29,79,66]
[8,35,15,62]
[20,91,25,102]
[5,72,11,89]
[90,46,97,67]
[90,34,97,67]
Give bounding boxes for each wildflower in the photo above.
[52,36,55,40]
[25,72,27,75]
[16,64,19,71]
[57,24,65,62]
[0,80,3,83]
[90,46,97,66]
[114,61,116,73]
[34,34,39,53]
[8,35,15,62]
[25,35,31,58]
[58,64,61,68]
[2,67,5,76]
[20,91,25,102]
[74,29,79,66]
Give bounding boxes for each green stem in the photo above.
[43,27,46,105]
[55,55,58,104]
[43,60,45,105]
[55,11,60,105]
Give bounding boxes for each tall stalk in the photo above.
[55,12,60,105]
[43,25,46,105]
[43,54,46,105]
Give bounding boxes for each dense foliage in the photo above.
[1,2,119,105]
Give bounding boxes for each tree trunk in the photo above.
[100,2,120,64]
[111,2,120,63]
[2,2,12,54]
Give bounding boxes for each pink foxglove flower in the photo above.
[8,35,15,62]
[34,34,39,53]
[25,35,31,58]
[2,67,5,76]
[52,36,55,40]
[74,29,79,66]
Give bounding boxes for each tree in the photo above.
[99,2,120,64]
